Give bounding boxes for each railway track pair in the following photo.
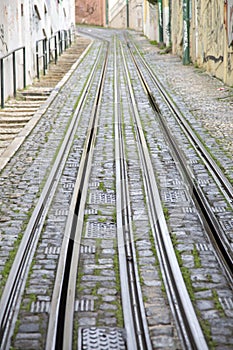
[0,28,232,349]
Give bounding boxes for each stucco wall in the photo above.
[142,1,159,42]
[143,0,233,86]
[109,0,127,28]
[170,0,183,57]
[129,0,143,31]
[0,0,75,102]
[75,0,104,26]
[171,0,233,85]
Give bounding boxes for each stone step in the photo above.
[33,83,54,88]
[0,118,29,124]
[0,111,35,117]
[0,134,15,140]
[0,123,26,128]
[0,127,21,134]
[19,87,52,94]
[0,140,11,147]
[19,91,51,96]
[0,114,31,120]
[18,95,48,101]
[36,76,63,80]
[4,100,42,107]
[0,107,38,113]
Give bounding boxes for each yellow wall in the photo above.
[170,0,233,85]
[141,0,233,85]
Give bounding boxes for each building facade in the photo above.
[108,0,128,28]
[110,0,143,30]
[100,0,233,86]
[0,0,75,103]
[143,0,233,86]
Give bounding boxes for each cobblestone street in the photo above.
[0,27,232,349]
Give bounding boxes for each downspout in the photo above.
[142,0,146,34]
[169,0,171,46]
[106,0,109,26]
[126,0,129,28]
[224,0,228,84]
[195,0,198,60]
[163,0,170,46]
[183,0,190,65]
[158,0,163,43]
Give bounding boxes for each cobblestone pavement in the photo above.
[0,27,232,349]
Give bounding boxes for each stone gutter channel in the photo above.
[0,27,232,349]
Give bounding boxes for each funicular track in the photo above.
[0,29,156,350]
[46,34,153,350]
[125,34,233,283]
[46,40,111,350]
[0,41,106,350]
[118,39,208,349]
[114,38,152,350]
[1,27,232,350]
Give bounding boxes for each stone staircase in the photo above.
[0,36,91,158]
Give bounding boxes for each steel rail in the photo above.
[128,38,233,206]
[120,41,209,350]
[46,43,109,350]
[126,37,233,282]
[114,38,152,350]
[0,43,102,350]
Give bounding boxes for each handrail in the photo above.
[36,38,47,79]
[36,28,73,80]
[0,46,26,109]
[49,34,58,65]
[0,28,74,108]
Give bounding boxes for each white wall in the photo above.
[142,0,159,42]
[109,0,126,28]
[0,0,75,104]
[109,0,143,30]
[129,0,143,31]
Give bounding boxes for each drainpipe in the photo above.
[195,0,198,60]
[126,0,129,28]
[183,0,190,65]
[106,0,109,26]
[163,0,170,46]
[158,0,163,43]
[169,0,171,46]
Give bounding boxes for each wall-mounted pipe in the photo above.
[163,0,170,46]
[183,0,190,64]
[126,0,129,28]
[106,0,109,25]
[158,0,164,43]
